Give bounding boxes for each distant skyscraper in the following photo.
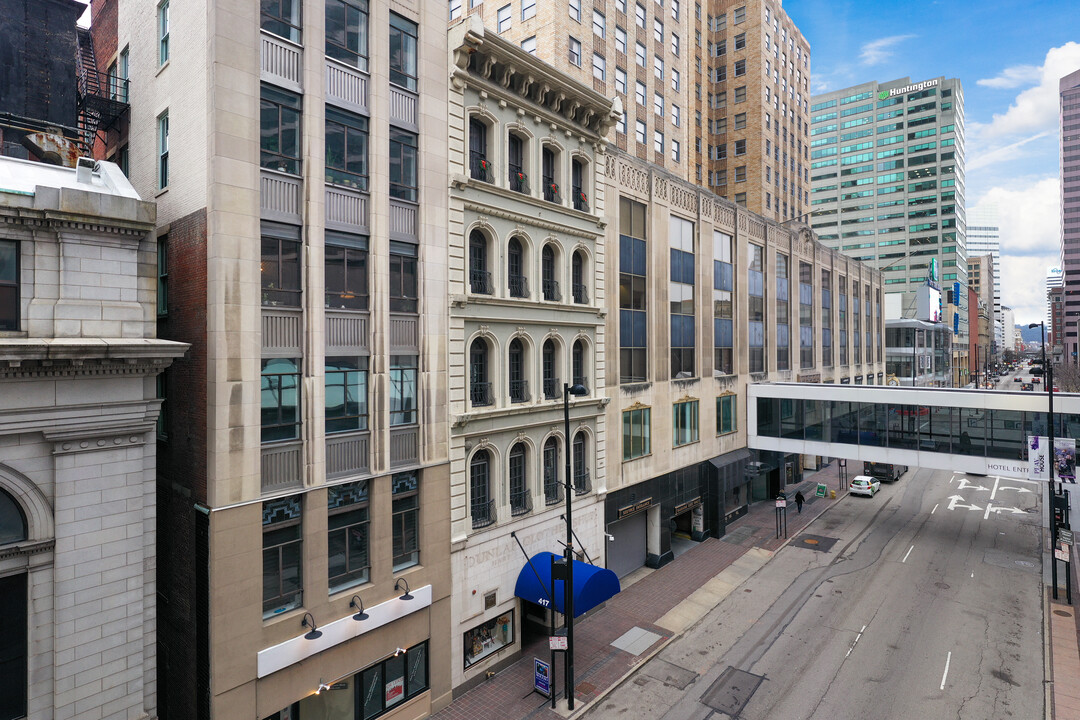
[968,206,1001,352]
[1059,68,1080,363]
[1048,265,1064,337]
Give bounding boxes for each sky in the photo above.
[786,0,1080,326]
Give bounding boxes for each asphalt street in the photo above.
[585,466,1045,720]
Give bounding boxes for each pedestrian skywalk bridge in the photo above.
[748,383,1080,480]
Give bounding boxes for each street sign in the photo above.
[1060,528,1075,546]
[1055,548,1070,562]
[534,658,551,697]
[775,499,787,508]
[815,483,828,498]
[549,636,568,651]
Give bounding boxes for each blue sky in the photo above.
[787,0,1080,325]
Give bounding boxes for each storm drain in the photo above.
[792,534,839,552]
[700,666,764,717]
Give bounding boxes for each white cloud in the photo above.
[972,42,1080,141]
[976,64,1042,89]
[966,130,1052,171]
[858,34,915,66]
[971,178,1060,324]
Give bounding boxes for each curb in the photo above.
[561,484,850,718]
[1045,587,1054,720]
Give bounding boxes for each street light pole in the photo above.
[562,382,587,709]
[1032,321,1059,599]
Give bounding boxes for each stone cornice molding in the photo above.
[46,422,155,454]
[0,338,188,376]
[0,399,161,438]
[0,539,54,562]
[462,199,603,238]
[0,206,155,237]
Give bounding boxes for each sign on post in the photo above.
[775,499,787,508]
[534,658,551,697]
[815,483,828,498]
[548,636,568,651]
[1060,528,1075,546]
[1055,548,1070,563]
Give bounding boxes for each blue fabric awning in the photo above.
[514,551,621,618]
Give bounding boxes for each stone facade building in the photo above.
[0,157,185,720]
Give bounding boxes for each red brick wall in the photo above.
[155,206,209,720]
[88,0,126,161]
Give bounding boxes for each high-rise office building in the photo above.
[968,205,1001,353]
[1048,265,1064,341]
[809,77,966,322]
[92,0,454,717]
[1060,68,1080,363]
[473,0,810,221]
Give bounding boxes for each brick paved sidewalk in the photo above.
[432,461,850,720]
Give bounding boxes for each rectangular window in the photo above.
[671,33,679,55]
[673,400,699,446]
[522,0,536,20]
[635,41,646,67]
[261,86,301,175]
[157,235,168,316]
[326,0,368,70]
[713,230,733,374]
[497,4,511,30]
[654,92,664,116]
[636,2,646,28]
[326,356,368,433]
[734,32,745,50]
[616,26,627,53]
[389,13,418,91]
[325,235,369,310]
[262,495,303,618]
[325,106,368,189]
[672,68,680,91]
[636,81,647,106]
[654,130,664,152]
[748,243,765,372]
[569,37,582,65]
[593,52,606,81]
[570,0,581,21]
[0,240,18,331]
[654,18,663,43]
[157,111,169,189]
[654,55,664,81]
[635,119,647,144]
[392,472,419,569]
[672,104,680,126]
[262,0,301,42]
[733,5,745,23]
[356,641,429,718]
[620,197,648,383]
[156,371,168,439]
[389,355,418,426]
[389,128,418,202]
[734,138,746,155]
[593,9,605,37]
[615,67,627,94]
[716,394,736,434]
[734,59,746,76]
[671,139,680,162]
[261,358,300,442]
[389,242,418,313]
[328,480,370,592]
[622,407,651,460]
[520,35,536,54]
[158,0,170,65]
[465,611,516,669]
[734,86,746,103]
[669,215,695,378]
[261,228,302,307]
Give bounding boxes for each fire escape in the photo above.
[75,28,129,155]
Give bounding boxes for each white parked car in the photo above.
[849,475,881,497]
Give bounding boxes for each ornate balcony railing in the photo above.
[509,170,529,194]
[542,376,560,400]
[509,274,529,298]
[470,153,493,183]
[470,269,493,295]
[542,279,561,302]
[544,476,564,506]
[510,489,533,517]
[470,382,494,407]
[573,283,589,304]
[509,379,530,404]
[471,498,497,529]
[544,182,560,203]
[573,192,589,212]
[574,469,591,495]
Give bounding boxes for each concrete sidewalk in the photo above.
[432,463,848,720]
[1048,544,1080,720]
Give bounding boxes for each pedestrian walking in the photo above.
[794,491,805,513]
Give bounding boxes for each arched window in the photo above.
[509,443,531,516]
[508,132,528,193]
[0,488,27,545]
[542,339,558,399]
[572,339,587,393]
[470,450,494,528]
[572,158,588,211]
[542,245,560,301]
[508,338,529,403]
[469,117,491,182]
[572,250,588,304]
[469,230,491,294]
[469,338,492,407]
[543,438,562,505]
[542,145,560,202]
[508,237,528,298]
[572,433,589,494]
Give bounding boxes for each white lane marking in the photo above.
[983,502,994,520]
[947,495,981,512]
[902,545,914,563]
[940,651,952,690]
[970,572,974,578]
[931,503,939,515]
[997,486,1032,494]
[956,478,989,492]
[846,625,867,658]
[990,475,1001,501]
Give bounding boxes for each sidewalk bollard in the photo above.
[830,490,836,499]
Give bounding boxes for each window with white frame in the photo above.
[654,130,664,153]
[671,0,679,19]
[593,9,605,37]
[671,139,680,162]
[615,66,627,94]
[449,0,462,19]
[615,26,627,53]
[158,0,170,65]
[497,4,511,31]
[635,2,646,27]
[569,0,581,20]
[157,111,169,189]
[569,37,582,65]
[617,113,627,134]
[521,35,536,54]
[522,0,536,20]
[592,53,606,81]
[635,120,647,144]
[672,68,680,91]
[671,33,679,55]
[654,55,663,80]
[654,92,664,117]
[635,80,646,105]
[672,104,680,126]
[653,18,663,42]
[636,41,646,66]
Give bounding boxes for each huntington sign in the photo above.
[878,78,939,100]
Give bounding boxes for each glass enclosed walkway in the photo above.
[748,383,1080,479]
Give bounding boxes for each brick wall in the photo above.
[89,0,123,161]
[155,206,208,720]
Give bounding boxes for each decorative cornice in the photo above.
[0,207,154,237]
[0,539,54,561]
[46,421,155,454]
[462,199,602,238]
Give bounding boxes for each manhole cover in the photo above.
[700,666,764,716]
[794,534,839,552]
[1015,560,1036,568]
[935,582,950,590]
[1054,610,1073,617]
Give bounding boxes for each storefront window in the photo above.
[464,610,515,669]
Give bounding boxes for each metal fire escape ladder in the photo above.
[75,28,103,154]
